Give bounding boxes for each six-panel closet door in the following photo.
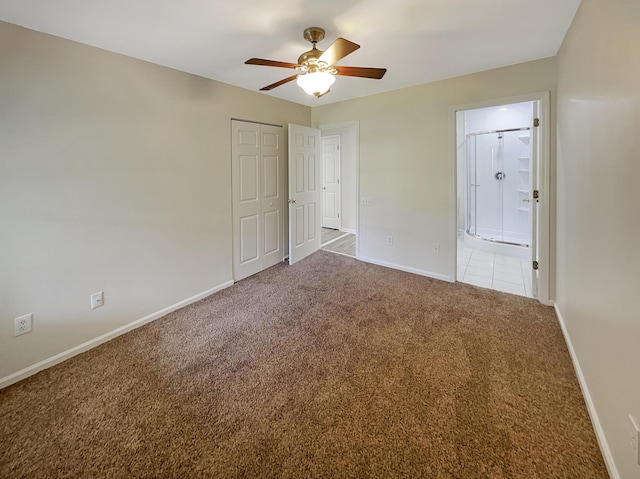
[231,120,285,281]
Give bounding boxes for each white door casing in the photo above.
[288,124,321,265]
[232,121,284,281]
[322,136,341,230]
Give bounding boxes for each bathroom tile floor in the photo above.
[457,239,533,298]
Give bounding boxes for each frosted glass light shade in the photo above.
[296,71,335,97]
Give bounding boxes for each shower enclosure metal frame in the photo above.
[466,126,532,247]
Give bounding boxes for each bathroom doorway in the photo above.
[454,94,550,302]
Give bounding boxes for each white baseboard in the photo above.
[340,228,356,234]
[0,281,234,390]
[554,304,620,479]
[359,256,452,283]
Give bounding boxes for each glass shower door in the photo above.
[468,132,504,242]
[467,130,530,246]
[466,134,478,237]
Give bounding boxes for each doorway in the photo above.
[319,122,359,258]
[453,94,550,303]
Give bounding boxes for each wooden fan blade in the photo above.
[318,38,360,66]
[245,58,300,69]
[259,74,299,91]
[334,66,387,79]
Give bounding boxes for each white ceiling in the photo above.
[0,0,581,107]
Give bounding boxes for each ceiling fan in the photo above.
[245,27,387,98]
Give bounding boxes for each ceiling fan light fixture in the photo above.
[246,27,386,96]
[296,71,335,97]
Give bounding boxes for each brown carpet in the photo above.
[0,251,608,478]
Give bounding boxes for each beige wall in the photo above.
[556,0,640,477]
[0,21,310,381]
[312,59,557,282]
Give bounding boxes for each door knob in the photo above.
[323,187,326,190]
[288,198,297,204]
[522,198,530,203]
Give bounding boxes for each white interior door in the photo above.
[322,135,341,230]
[530,103,540,298]
[260,125,285,271]
[288,124,321,265]
[232,120,284,281]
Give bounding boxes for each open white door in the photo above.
[530,103,540,298]
[321,136,341,230]
[288,124,321,265]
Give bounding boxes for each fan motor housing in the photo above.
[297,49,323,67]
[303,27,325,44]
[298,27,325,67]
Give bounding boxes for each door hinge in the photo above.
[532,260,539,270]
[533,189,539,200]
[533,118,540,127]
[337,179,340,184]
[337,213,340,218]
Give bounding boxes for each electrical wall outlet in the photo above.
[433,243,440,255]
[629,414,640,465]
[14,313,32,337]
[91,291,104,310]
[387,235,393,246]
